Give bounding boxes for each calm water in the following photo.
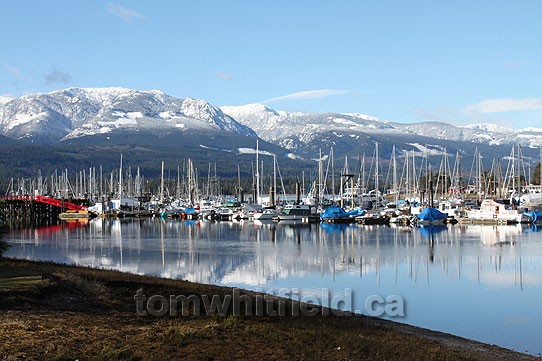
[4,219,542,355]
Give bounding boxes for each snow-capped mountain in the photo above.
[0,87,255,144]
[220,104,396,151]
[2,87,542,163]
[221,104,542,152]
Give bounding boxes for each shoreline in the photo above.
[0,257,539,360]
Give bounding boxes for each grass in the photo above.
[0,275,42,288]
[0,263,43,288]
[0,258,539,361]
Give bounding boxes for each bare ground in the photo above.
[0,258,539,361]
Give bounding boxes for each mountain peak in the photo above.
[180,97,224,120]
[221,103,279,117]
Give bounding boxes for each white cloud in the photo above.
[261,89,349,104]
[216,72,230,81]
[44,66,72,85]
[106,3,145,23]
[466,98,542,114]
[6,65,21,76]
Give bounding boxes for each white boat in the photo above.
[435,199,464,218]
[253,208,279,221]
[519,192,542,208]
[214,207,233,221]
[465,199,530,223]
[273,204,319,223]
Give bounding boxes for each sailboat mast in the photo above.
[160,160,164,203]
[517,144,521,198]
[392,145,397,202]
[119,154,123,201]
[375,142,379,207]
[256,140,260,204]
[319,148,323,205]
[273,154,277,206]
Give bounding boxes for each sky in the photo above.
[1,1,542,129]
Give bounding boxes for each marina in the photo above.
[2,143,542,227]
[3,3,542,359]
[3,218,542,355]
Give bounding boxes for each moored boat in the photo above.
[415,207,448,226]
[253,208,279,221]
[273,204,319,223]
[320,206,364,224]
[465,199,530,224]
[355,212,390,225]
[59,209,96,220]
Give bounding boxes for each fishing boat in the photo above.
[272,204,319,223]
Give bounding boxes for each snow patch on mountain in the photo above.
[287,153,302,160]
[406,143,448,157]
[6,112,48,130]
[200,144,233,153]
[238,147,274,156]
[520,127,542,133]
[342,112,381,122]
[461,123,511,133]
[0,96,12,105]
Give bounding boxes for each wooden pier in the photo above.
[0,196,88,227]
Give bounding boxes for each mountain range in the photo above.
[0,88,255,144]
[1,87,541,179]
[221,103,542,157]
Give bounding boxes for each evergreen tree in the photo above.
[533,162,541,185]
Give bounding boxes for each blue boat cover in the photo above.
[525,211,542,223]
[417,207,447,221]
[320,206,365,220]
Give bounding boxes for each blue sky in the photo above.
[1,1,542,128]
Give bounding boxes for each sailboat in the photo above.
[355,143,390,225]
[465,146,530,224]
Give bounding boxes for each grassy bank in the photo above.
[0,258,538,361]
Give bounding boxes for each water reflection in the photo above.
[4,219,542,355]
[6,220,539,288]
